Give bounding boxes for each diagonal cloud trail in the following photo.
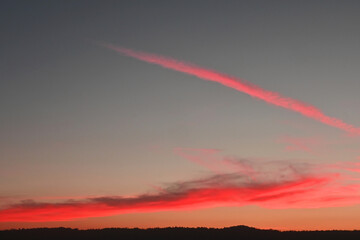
[100,43,360,135]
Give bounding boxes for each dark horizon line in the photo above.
[1,225,360,232]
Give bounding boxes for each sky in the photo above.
[1,0,360,230]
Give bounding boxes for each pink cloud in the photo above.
[0,174,349,222]
[278,136,326,154]
[2,150,360,222]
[99,43,360,135]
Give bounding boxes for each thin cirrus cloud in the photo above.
[277,136,326,154]
[99,43,360,135]
[1,149,360,222]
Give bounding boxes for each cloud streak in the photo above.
[278,136,326,154]
[1,150,360,222]
[99,43,360,135]
[0,174,346,222]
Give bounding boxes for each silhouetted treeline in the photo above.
[1,225,360,240]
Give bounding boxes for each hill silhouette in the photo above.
[1,225,360,240]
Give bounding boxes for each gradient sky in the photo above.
[1,0,360,230]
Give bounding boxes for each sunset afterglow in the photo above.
[2,1,360,231]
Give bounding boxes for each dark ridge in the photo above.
[1,225,360,240]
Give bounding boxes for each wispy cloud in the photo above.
[278,136,326,154]
[98,43,360,135]
[1,149,360,222]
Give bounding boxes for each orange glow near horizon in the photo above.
[2,205,360,231]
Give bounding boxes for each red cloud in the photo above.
[1,150,360,222]
[100,43,360,135]
[0,174,346,222]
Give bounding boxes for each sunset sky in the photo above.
[1,0,360,230]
